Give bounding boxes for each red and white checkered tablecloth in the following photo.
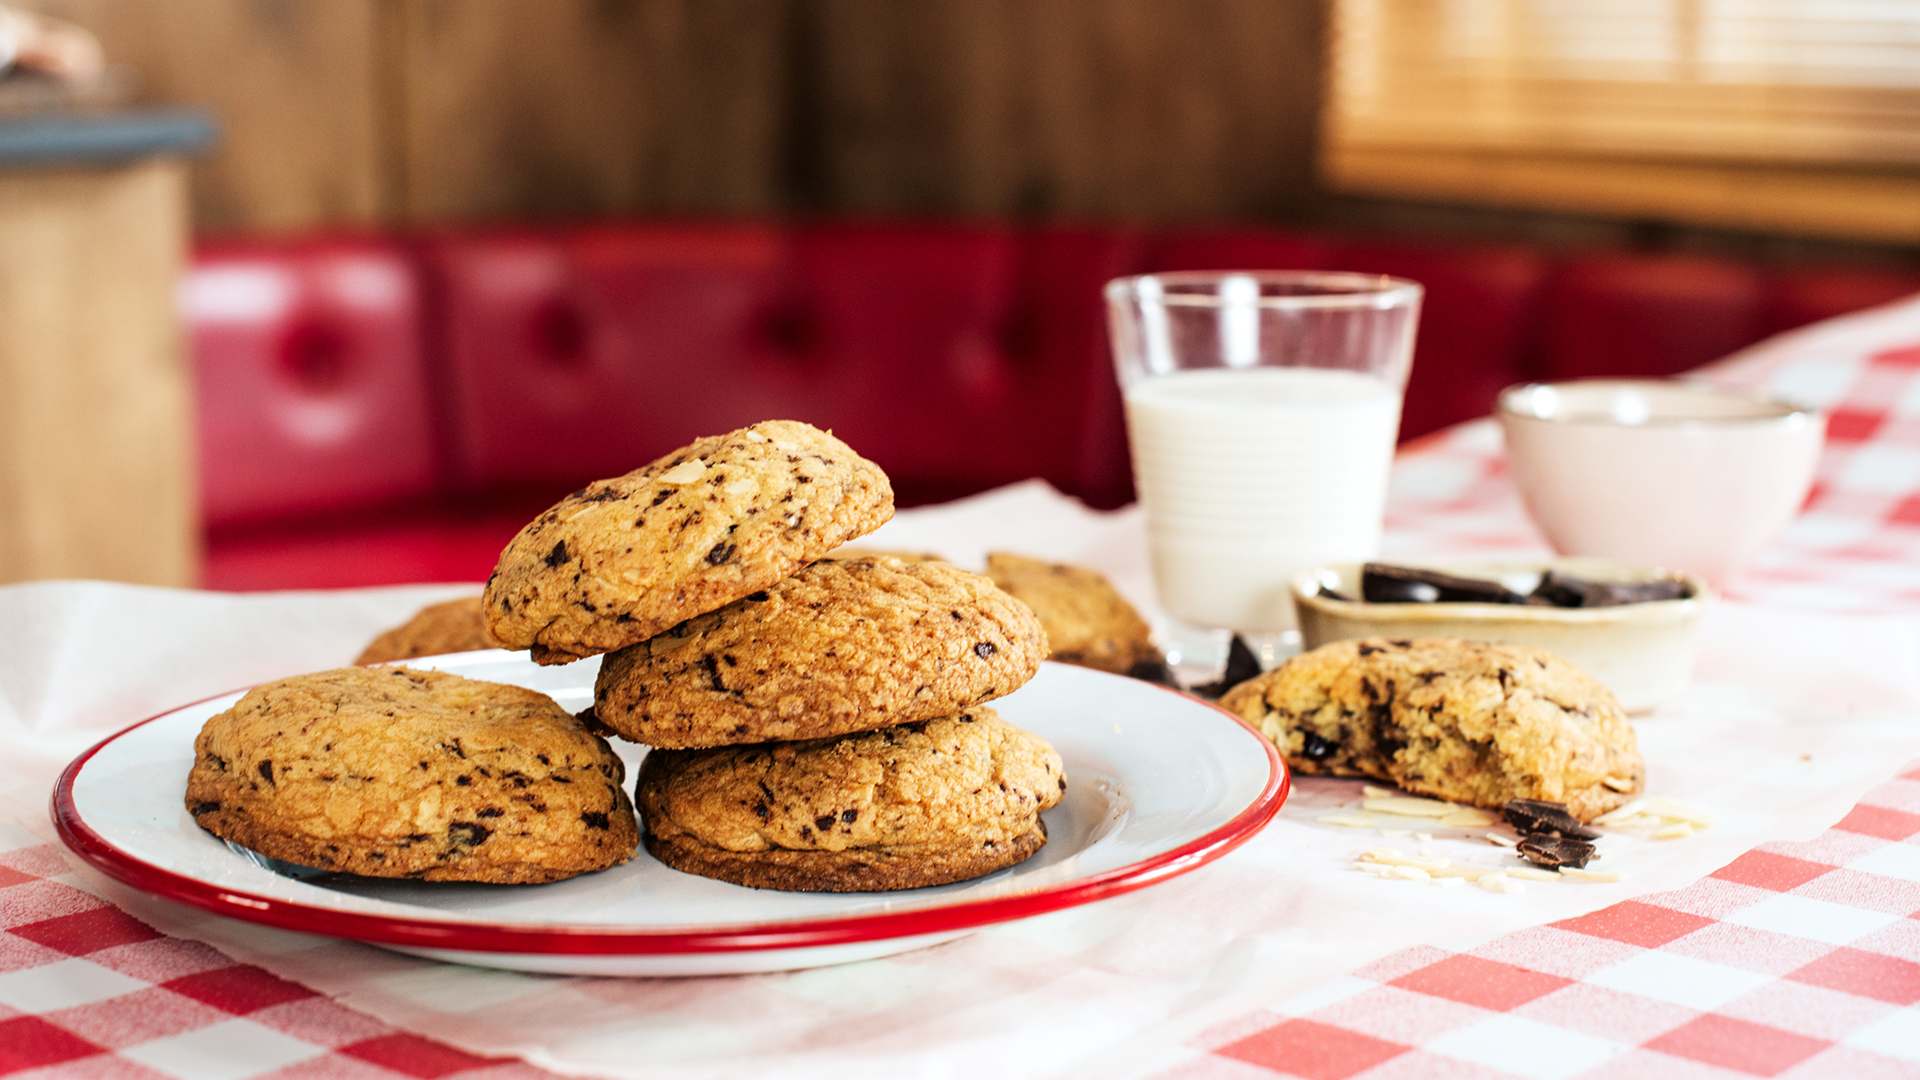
[7,295,1920,1079]
[0,825,553,1079]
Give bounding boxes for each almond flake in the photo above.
[1602,776,1637,793]
[1358,849,1450,872]
[1653,822,1694,840]
[657,460,707,485]
[1486,832,1518,847]
[1506,866,1562,882]
[1388,865,1431,881]
[1478,873,1525,894]
[1363,796,1454,818]
[1560,868,1625,883]
[1593,799,1649,826]
[1362,785,1397,798]
[743,430,769,442]
[1317,814,1377,829]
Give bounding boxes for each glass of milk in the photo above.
[1107,271,1422,672]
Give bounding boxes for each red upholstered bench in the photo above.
[193,222,1920,591]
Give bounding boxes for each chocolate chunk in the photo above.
[1317,584,1357,603]
[1516,835,1596,870]
[1502,798,1601,840]
[1194,635,1263,699]
[1530,571,1692,608]
[1361,563,1525,605]
[448,822,493,846]
[1299,731,1338,761]
[1126,656,1178,687]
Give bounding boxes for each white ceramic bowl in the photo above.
[1497,379,1824,586]
[1292,557,1707,712]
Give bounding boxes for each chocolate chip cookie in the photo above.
[186,666,638,883]
[484,421,894,665]
[637,708,1065,891]
[594,555,1048,748]
[1220,638,1643,821]
[984,552,1157,675]
[355,596,496,665]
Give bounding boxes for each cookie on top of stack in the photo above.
[484,420,1065,892]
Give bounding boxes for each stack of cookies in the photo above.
[482,420,1066,892]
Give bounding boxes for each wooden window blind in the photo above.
[1323,0,1920,241]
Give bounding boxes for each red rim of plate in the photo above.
[52,673,1288,957]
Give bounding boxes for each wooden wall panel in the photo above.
[394,0,793,223]
[794,0,1325,221]
[8,1,1329,231]
[19,0,388,233]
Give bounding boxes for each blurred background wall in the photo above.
[13,0,1917,268]
[7,0,1319,232]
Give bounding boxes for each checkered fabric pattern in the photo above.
[1161,763,1920,1080]
[0,826,560,1080]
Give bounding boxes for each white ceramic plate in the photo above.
[55,655,1287,976]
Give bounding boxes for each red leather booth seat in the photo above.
[188,238,435,529]
[195,222,1920,590]
[422,223,1138,509]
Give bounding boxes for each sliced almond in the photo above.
[1317,814,1377,829]
[1486,832,1517,847]
[1357,849,1451,872]
[1593,799,1649,827]
[1362,785,1397,799]
[1560,868,1625,882]
[1602,776,1637,793]
[1363,796,1454,818]
[657,460,707,485]
[1478,873,1525,894]
[1506,866,1562,882]
[1654,822,1694,840]
[1388,865,1431,881]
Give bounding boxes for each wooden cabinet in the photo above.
[0,118,206,587]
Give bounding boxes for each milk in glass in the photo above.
[1124,366,1401,630]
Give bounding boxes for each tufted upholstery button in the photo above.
[187,238,435,530]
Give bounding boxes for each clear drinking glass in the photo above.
[1106,271,1422,674]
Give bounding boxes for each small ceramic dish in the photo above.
[1292,557,1707,712]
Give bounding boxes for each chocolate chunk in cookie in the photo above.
[595,555,1047,748]
[1220,637,1643,821]
[355,596,497,665]
[637,708,1065,891]
[484,421,893,665]
[984,552,1158,676]
[186,666,638,883]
